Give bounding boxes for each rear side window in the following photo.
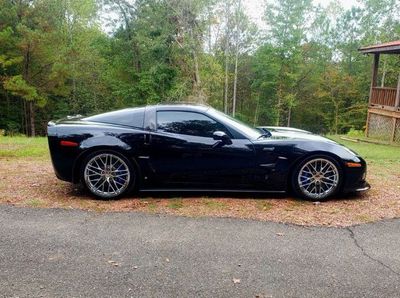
[84,108,145,128]
[156,111,230,138]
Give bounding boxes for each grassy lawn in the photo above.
[0,136,49,158]
[0,135,399,226]
[328,135,400,163]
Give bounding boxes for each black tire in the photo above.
[80,150,136,199]
[291,154,343,201]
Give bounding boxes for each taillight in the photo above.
[60,140,79,147]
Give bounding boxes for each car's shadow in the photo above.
[66,183,364,202]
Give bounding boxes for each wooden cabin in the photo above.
[359,41,400,143]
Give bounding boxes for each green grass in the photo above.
[203,200,227,210]
[256,200,273,211]
[147,202,157,211]
[24,198,46,207]
[328,135,400,163]
[0,136,48,158]
[167,198,183,209]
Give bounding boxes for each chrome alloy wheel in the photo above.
[84,153,131,198]
[297,158,339,200]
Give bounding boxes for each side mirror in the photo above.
[260,128,272,137]
[213,131,232,145]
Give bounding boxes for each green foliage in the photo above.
[346,128,365,138]
[4,75,46,106]
[0,0,399,136]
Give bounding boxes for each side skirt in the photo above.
[139,188,286,194]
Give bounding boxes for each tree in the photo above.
[264,0,314,126]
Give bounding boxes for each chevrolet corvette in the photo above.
[47,104,370,200]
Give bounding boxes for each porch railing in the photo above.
[370,87,398,107]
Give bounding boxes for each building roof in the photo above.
[359,40,400,54]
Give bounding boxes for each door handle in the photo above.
[262,147,275,152]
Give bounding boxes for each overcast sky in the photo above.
[101,0,361,34]
[245,0,360,26]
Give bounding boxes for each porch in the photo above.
[359,40,400,143]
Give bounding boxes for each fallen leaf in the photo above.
[108,260,119,266]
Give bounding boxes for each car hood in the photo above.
[254,131,361,160]
[265,131,337,144]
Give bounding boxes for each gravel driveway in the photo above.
[0,205,399,297]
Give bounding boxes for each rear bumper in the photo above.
[48,135,76,183]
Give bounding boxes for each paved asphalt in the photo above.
[0,205,399,298]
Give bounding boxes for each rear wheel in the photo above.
[81,151,135,199]
[292,155,342,201]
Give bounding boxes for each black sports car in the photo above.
[47,104,370,201]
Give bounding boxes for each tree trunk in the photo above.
[29,101,35,137]
[23,99,28,135]
[224,46,229,114]
[193,52,201,90]
[253,93,260,126]
[287,106,291,127]
[276,85,282,126]
[223,1,230,114]
[334,102,339,135]
[381,58,386,87]
[23,44,33,136]
[72,74,77,110]
[232,0,241,117]
[133,41,142,73]
[232,46,239,117]
[207,6,212,52]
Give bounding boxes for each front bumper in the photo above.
[354,181,371,192]
[342,156,370,193]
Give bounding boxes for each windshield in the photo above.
[207,108,262,140]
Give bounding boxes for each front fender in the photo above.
[292,141,361,163]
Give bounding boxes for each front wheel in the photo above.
[292,155,342,201]
[81,151,135,199]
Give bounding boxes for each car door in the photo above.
[145,110,257,189]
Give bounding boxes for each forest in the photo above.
[0,0,399,136]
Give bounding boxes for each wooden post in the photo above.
[365,111,370,138]
[391,118,396,143]
[395,73,400,108]
[369,53,380,106]
[366,54,380,139]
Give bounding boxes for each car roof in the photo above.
[150,103,210,112]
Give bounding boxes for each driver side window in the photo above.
[157,111,230,138]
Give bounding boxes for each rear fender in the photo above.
[80,135,132,151]
[72,136,134,183]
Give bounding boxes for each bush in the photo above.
[5,122,22,136]
[346,128,365,138]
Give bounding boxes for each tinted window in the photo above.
[84,108,145,128]
[157,111,229,138]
